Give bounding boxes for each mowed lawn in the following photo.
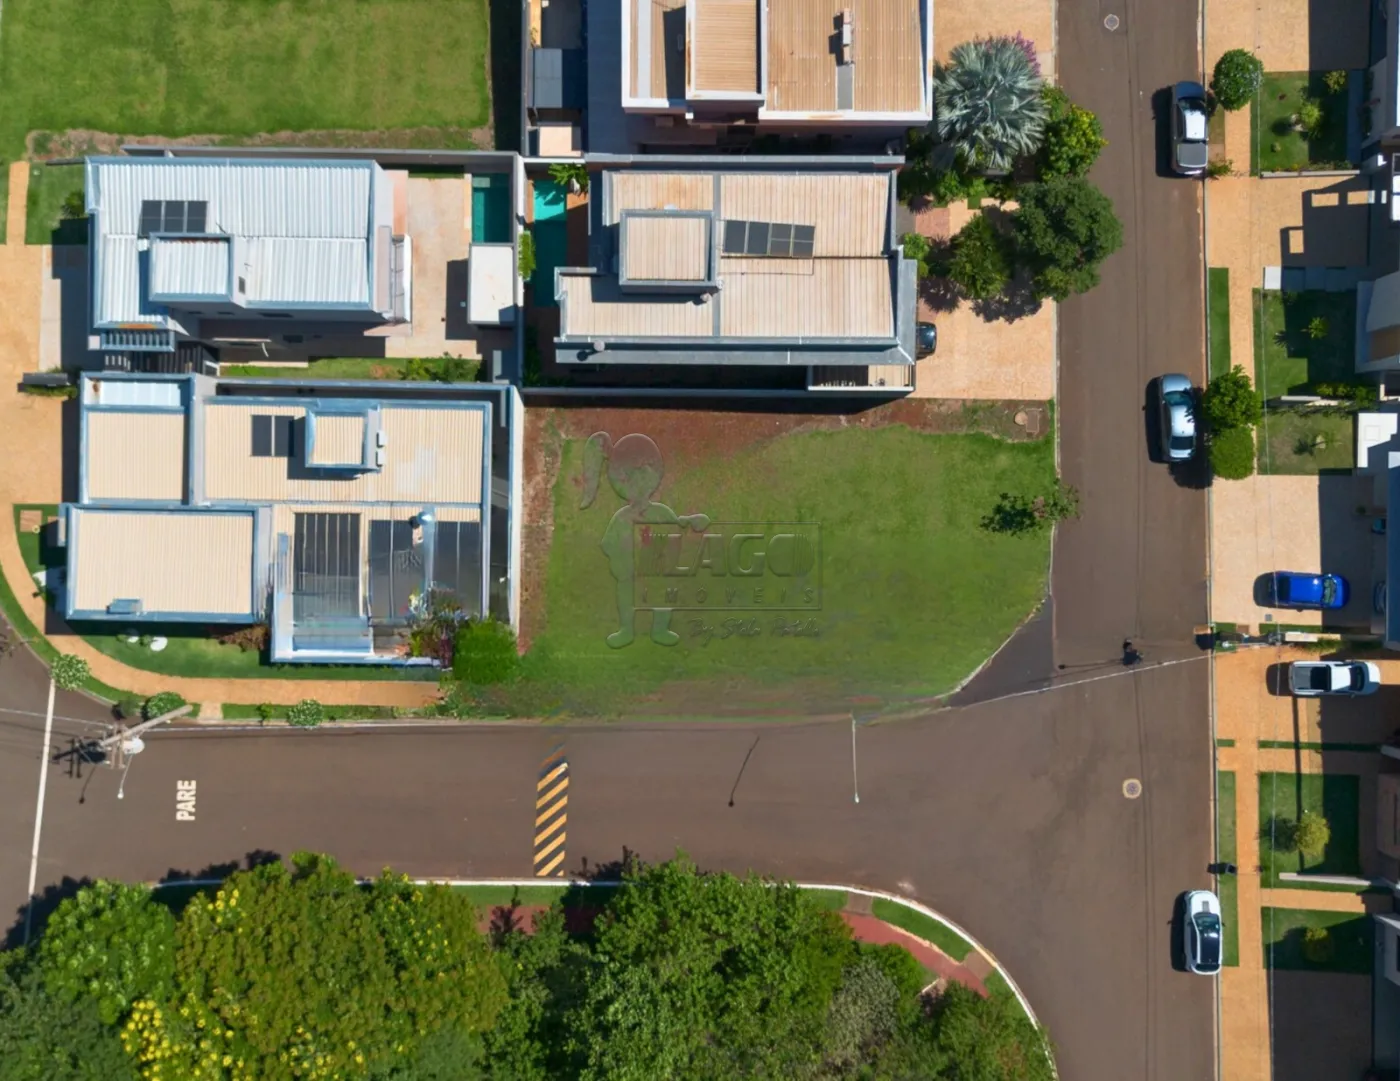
[0,0,490,160]
[493,425,1056,717]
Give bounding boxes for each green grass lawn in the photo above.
[802,888,849,912]
[1251,71,1352,173]
[1256,410,1355,474]
[1217,771,1239,966]
[1207,268,1232,380]
[871,897,974,962]
[13,504,61,578]
[473,424,1056,718]
[1258,772,1362,887]
[0,0,491,166]
[1261,907,1373,973]
[1252,290,1358,397]
[24,162,87,245]
[222,357,482,382]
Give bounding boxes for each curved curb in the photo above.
[151,874,1055,1076]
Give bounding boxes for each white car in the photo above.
[1288,660,1380,697]
[1183,890,1223,975]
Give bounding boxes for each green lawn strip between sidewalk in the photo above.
[1216,738,1236,748]
[1207,268,1231,381]
[871,897,974,962]
[219,703,431,722]
[1258,740,1380,752]
[1258,771,1362,888]
[1217,771,1239,966]
[1261,906,1373,973]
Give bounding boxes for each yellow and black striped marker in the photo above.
[534,746,568,877]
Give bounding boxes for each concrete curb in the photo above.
[150,873,1054,1074]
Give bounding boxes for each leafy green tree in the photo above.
[947,214,1014,300]
[1011,177,1123,301]
[821,956,905,1075]
[1211,49,1264,111]
[50,653,89,691]
[0,955,138,1081]
[166,854,507,1079]
[1208,426,1256,480]
[567,855,855,1081]
[1037,87,1107,178]
[982,482,1080,536]
[36,881,175,1026]
[933,38,1047,171]
[1202,365,1262,431]
[923,982,1055,1081]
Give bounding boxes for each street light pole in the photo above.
[851,713,860,805]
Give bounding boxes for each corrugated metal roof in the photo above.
[89,158,380,326]
[149,237,230,299]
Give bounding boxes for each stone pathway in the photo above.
[0,161,441,712]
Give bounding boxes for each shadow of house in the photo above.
[1270,969,1372,1081]
[1307,0,1372,72]
[1278,177,1373,269]
[1316,472,1379,631]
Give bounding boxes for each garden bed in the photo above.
[1251,71,1352,174]
[221,356,481,382]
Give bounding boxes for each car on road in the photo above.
[1183,890,1223,975]
[1171,81,1209,176]
[1289,660,1381,696]
[1155,373,1196,461]
[1266,571,1349,610]
[916,322,937,358]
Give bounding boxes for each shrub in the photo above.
[452,620,520,684]
[1038,87,1107,178]
[402,355,481,383]
[19,383,75,399]
[116,697,144,721]
[947,214,1014,300]
[1211,49,1264,111]
[143,691,186,721]
[1304,316,1329,340]
[981,482,1080,535]
[1292,809,1331,858]
[518,230,536,280]
[257,703,278,723]
[1323,70,1348,95]
[933,37,1047,171]
[1308,381,1378,405]
[1301,925,1335,963]
[1206,159,1234,179]
[51,653,90,691]
[60,189,87,220]
[288,699,325,727]
[1296,97,1324,137]
[1202,365,1262,430]
[1208,426,1256,479]
[900,232,933,277]
[218,623,269,653]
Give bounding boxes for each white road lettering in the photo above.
[176,780,197,821]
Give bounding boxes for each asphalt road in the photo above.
[0,1,1216,1078]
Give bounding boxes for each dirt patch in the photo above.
[517,399,1050,655]
[27,125,492,161]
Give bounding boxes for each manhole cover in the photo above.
[1014,410,1029,427]
[1122,779,1143,799]
[1104,13,1120,30]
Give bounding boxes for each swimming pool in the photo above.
[530,180,569,306]
[471,174,512,244]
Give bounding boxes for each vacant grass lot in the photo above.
[25,162,87,244]
[1262,907,1373,973]
[1258,771,1361,888]
[1251,72,1351,174]
[475,424,1056,718]
[1256,411,1354,474]
[0,0,491,165]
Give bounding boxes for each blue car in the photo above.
[1267,572,1349,610]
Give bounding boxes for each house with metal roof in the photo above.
[62,371,524,666]
[551,156,918,391]
[620,0,932,139]
[85,156,412,364]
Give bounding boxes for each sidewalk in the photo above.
[0,161,440,712]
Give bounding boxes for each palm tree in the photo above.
[933,37,1047,172]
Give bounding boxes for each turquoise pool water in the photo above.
[471,174,512,244]
[531,180,569,306]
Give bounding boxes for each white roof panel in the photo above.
[149,236,230,299]
[244,237,369,305]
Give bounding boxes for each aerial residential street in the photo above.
[0,0,1219,1078]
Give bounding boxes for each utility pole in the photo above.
[95,705,193,799]
[851,713,860,805]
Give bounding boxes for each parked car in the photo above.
[916,322,937,358]
[1266,571,1349,610]
[1155,373,1196,461]
[1289,660,1381,696]
[1183,890,1223,975]
[1171,81,1209,176]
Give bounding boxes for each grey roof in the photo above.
[87,157,383,328]
[532,48,587,110]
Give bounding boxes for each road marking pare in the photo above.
[176,780,197,821]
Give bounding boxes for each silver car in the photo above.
[1157,373,1197,462]
[1172,81,1209,177]
[1288,660,1381,696]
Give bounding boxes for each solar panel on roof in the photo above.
[723,219,748,255]
[745,222,770,255]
